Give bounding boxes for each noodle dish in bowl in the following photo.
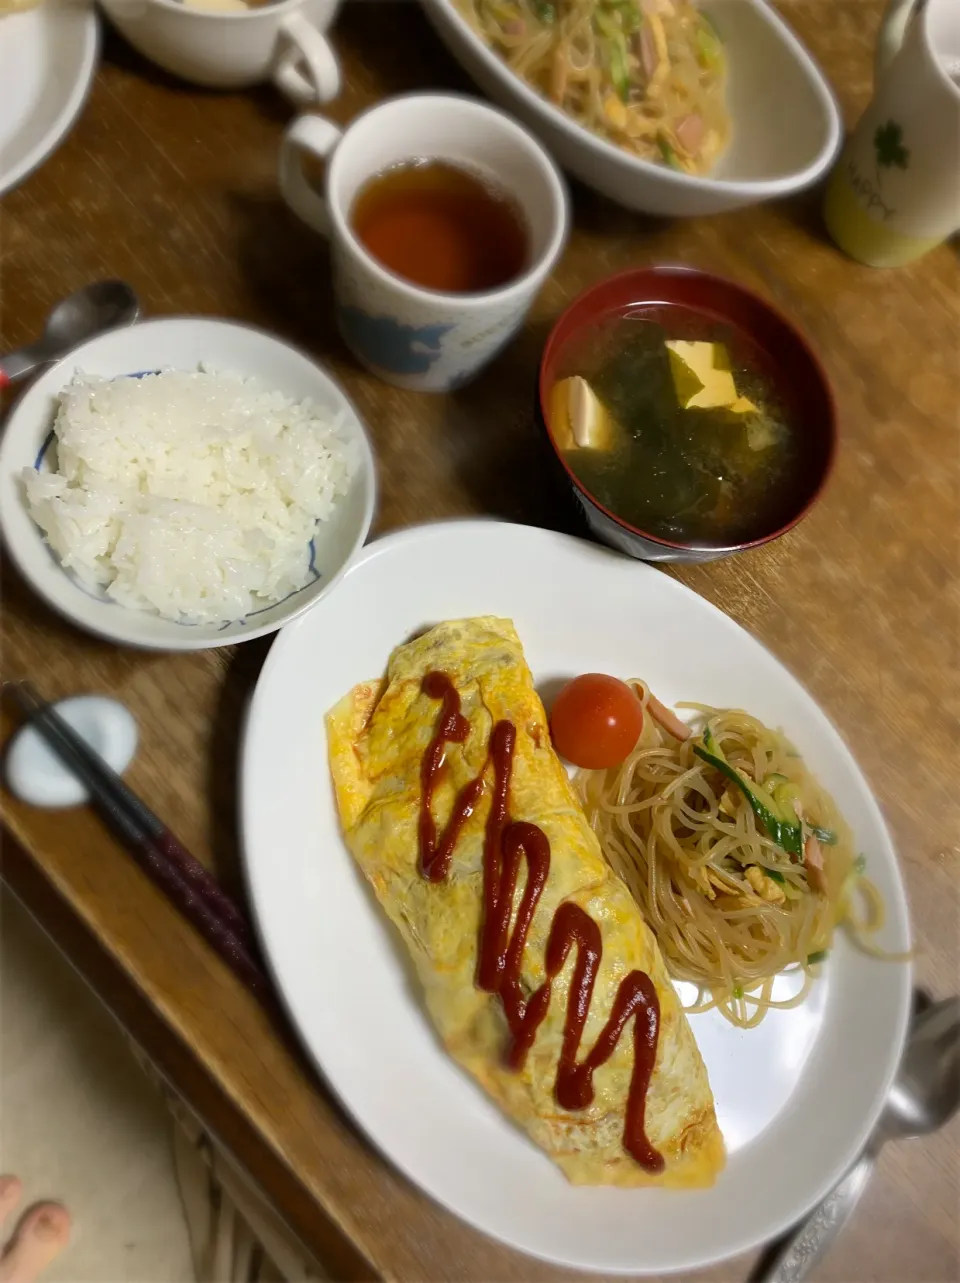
[421,0,842,216]
[455,0,730,176]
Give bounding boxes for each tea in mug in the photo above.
[350,160,529,295]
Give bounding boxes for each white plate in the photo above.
[241,521,911,1274]
[0,0,99,196]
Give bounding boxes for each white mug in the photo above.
[98,0,341,102]
[824,0,960,266]
[278,94,569,392]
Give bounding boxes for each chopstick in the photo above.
[4,681,267,996]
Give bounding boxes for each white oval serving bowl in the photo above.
[421,0,842,217]
[0,317,376,651]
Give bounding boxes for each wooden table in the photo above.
[2,2,958,1280]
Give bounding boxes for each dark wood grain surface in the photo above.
[2,2,958,1280]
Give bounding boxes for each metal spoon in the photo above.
[759,993,960,1283]
[0,281,140,389]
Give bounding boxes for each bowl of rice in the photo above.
[0,316,376,649]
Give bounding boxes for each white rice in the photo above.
[22,368,360,626]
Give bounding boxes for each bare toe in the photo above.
[0,1180,23,1232]
[0,1203,71,1283]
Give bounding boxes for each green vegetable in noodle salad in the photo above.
[809,823,838,845]
[697,14,723,68]
[763,773,803,820]
[613,0,641,33]
[608,32,631,99]
[657,133,683,170]
[762,865,803,902]
[694,726,804,858]
[534,0,555,21]
[593,8,630,98]
[766,777,835,841]
[600,0,640,32]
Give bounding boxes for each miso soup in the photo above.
[553,306,803,547]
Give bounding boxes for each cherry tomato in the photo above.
[550,674,644,770]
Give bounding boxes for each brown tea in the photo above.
[350,160,529,295]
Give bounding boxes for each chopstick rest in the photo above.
[4,681,267,995]
[6,695,138,808]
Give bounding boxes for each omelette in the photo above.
[327,617,724,1187]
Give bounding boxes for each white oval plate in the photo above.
[241,520,911,1274]
[0,0,99,196]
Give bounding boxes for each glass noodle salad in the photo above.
[454,0,730,174]
[575,684,909,1028]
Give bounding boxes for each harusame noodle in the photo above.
[453,0,730,174]
[576,681,903,1028]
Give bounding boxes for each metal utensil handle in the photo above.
[0,345,44,387]
[761,1150,877,1283]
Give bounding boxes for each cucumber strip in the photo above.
[694,727,804,858]
[657,133,683,169]
[809,824,838,845]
